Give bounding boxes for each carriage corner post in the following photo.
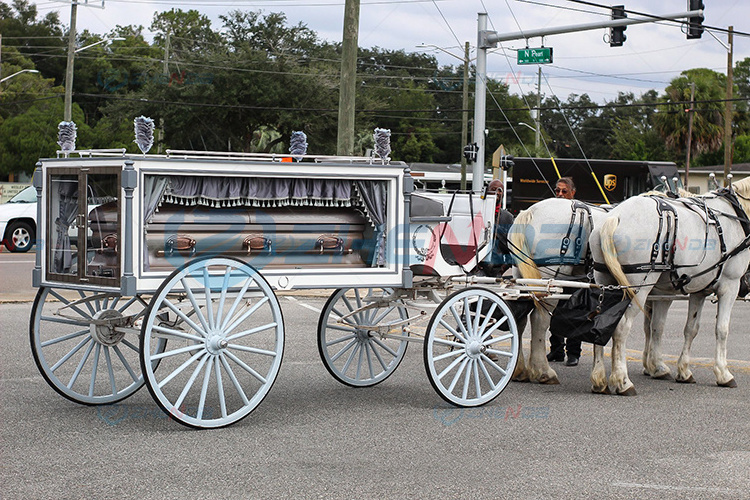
[121,160,137,296]
[32,164,43,288]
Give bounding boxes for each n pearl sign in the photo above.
[517,47,553,65]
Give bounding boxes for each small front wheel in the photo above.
[140,256,284,429]
[318,288,409,387]
[424,287,518,407]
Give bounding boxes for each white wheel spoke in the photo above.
[226,344,278,357]
[445,357,469,393]
[40,315,88,327]
[112,345,139,382]
[181,277,211,334]
[68,340,94,389]
[219,353,250,405]
[162,298,207,338]
[478,357,497,390]
[220,275,254,331]
[369,341,389,371]
[462,358,473,399]
[152,323,205,343]
[473,359,481,399]
[224,297,269,337]
[197,357,214,420]
[103,347,117,396]
[215,268,232,328]
[151,343,204,361]
[330,338,357,363]
[371,337,398,358]
[202,266,216,331]
[174,355,209,410]
[224,350,267,384]
[158,350,206,389]
[325,332,356,347]
[449,305,469,342]
[477,303,498,338]
[432,335,464,349]
[215,357,227,419]
[51,336,90,372]
[225,322,277,342]
[88,343,101,397]
[438,353,466,383]
[41,328,88,347]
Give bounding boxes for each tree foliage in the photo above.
[0,4,745,179]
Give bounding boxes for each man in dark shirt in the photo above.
[547,177,582,366]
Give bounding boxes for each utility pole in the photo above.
[535,66,541,152]
[158,31,170,154]
[63,1,78,122]
[337,0,360,156]
[460,41,470,191]
[723,26,734,184]
[685,82,696,188]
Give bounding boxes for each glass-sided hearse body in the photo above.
[30,150,522,429]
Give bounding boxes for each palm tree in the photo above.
[654,69,725,163]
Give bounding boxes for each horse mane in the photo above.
[509,209,542,280]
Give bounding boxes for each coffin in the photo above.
[89,202,376,273]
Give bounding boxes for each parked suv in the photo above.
[0,185,36,252]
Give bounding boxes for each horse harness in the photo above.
[594,190,750,293]
[534,201,601,277]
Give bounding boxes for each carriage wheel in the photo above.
[424,287,518,407]
[318,288,409,387]
[140,256,284,429]
[30,287,157,405]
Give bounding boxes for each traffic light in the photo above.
[501,155,515,171]
[609,5,627,47]
[687,0,704,39]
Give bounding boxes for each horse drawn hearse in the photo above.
[30,133,749,428]
[31,146,586,429]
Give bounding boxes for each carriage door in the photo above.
[47,167,121,287]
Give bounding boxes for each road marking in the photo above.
[0,260,35,264]
[284,296,322,314]
[613,482,745,494]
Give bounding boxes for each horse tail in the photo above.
[600,215,637,303]
[509,208,542,280]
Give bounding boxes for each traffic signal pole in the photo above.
[470,8,703,192]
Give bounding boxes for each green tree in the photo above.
[654,68,725,164]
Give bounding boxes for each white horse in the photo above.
[589,178,750,395]
[508,198,610,384]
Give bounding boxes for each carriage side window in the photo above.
[49,174,80,275]
[141,174,390,272]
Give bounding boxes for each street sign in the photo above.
[517,47,553,65]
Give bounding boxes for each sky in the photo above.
[30,0,749,106]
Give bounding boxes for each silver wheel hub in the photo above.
[89,309,127,346]
[206,334,228,355]
[466,340,482,358]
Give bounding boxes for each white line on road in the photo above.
[284,296,322,314]
[0,260,35,264]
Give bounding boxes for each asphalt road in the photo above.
[2,251,750,500]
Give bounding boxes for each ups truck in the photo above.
[509,157,682,213]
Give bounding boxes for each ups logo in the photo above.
[603,174,617,192]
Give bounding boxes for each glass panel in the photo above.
[48,174,80,276]
[85,173,120,279]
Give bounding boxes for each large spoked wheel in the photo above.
[424,287,518,407]
[140,256,284,429]
[30,287,156,405]
[318,288,409,387]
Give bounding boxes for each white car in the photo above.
[0,185,37,252]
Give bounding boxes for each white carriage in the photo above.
[28,149,566,428]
